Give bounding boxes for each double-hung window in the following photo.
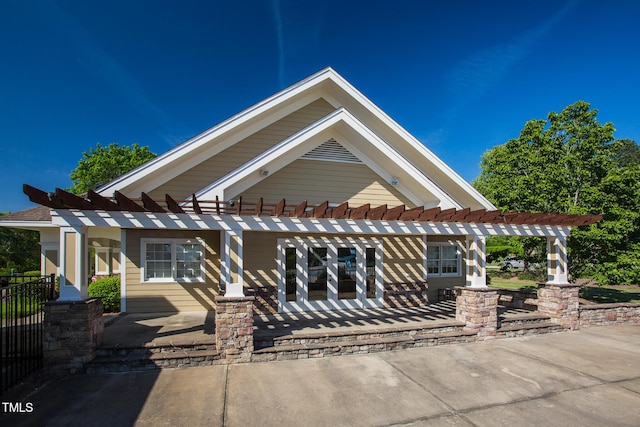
[425,242,461,276]
[143,239,205,282]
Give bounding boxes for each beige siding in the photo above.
[125,229,220,313]
[147,99,336,200]
[382,236,425,283]
[240,159,415,207]
[44,250,57,276]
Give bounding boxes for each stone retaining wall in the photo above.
[579,303,640,326]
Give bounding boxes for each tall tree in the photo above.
[69,143,156,194]
[474,101,640,285]
[0,213,40,273]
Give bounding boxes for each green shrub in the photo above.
[88,276,121,312]
[23,270,43,277]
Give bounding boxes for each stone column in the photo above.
[43,298,104,376]
[455,287,498,339]
[215,296,254,363]
[537,283,580,330]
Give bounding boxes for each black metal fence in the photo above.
[1,274,56,394]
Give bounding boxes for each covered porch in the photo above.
[23,186,600,370]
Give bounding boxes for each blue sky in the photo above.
[1,0,639,212]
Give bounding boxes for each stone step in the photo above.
[497,321,565,338]
[88,340,220,373]
[252,329,478,362]
[95,340,217,358]
[254,320,466,350]
[499,312,553,328]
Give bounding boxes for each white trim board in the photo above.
[51,209,571,238]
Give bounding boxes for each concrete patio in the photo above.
[5,324,640,426]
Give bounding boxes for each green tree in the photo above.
[610,138,640,167]
[473,101,640,285]
[69,143,156,194]
[0,213,40,274]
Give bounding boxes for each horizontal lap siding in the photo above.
[147,99,336,200]
[383,235,426,283]
[125,229,220,313]
[240,159,415,207]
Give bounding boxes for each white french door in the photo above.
[277,238,383,313]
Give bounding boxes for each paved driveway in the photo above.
[3,325,640,426]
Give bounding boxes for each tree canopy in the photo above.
[69,143,157,194]
[473,101,640,285]
[0,213,40,274]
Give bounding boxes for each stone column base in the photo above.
[215,296,255,364]
[43,298,104,376]
[455,287,498,340]
[537,283,580,330]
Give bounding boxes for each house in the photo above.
[3,68,600,316]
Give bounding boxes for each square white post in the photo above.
[58,226,89,301]
[466,234,487,288]
[547,236,568,284]
[221,229,244,297]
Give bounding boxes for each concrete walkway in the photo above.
[3,324,640,427]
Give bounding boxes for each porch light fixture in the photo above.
[390,177,399,186]
[259,169,269,177]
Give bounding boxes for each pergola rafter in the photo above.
[23,184,603,227]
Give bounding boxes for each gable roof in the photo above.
[95,67,496,211]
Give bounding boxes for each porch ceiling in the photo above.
[24,184,602,228]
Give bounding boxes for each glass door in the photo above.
[307,247,328,301]
[278,238,383,312]
[337,247,357,300]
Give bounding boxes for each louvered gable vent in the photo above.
[301,139,362,164]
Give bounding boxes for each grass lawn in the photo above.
[579,285,640,304]
[487,272,640,303]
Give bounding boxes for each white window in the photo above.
[142,239,205,282]
[425,242,461,276]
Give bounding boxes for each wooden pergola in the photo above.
[24,184,602,227]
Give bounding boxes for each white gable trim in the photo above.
[194,108,459,208]
[319,72,495,210]
[94,68,494,210]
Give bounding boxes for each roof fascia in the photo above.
[195,108,460,208]
[195,108,345,201]
[0,221,57,231]
[320,72,496,210]
[96,68,338,197]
